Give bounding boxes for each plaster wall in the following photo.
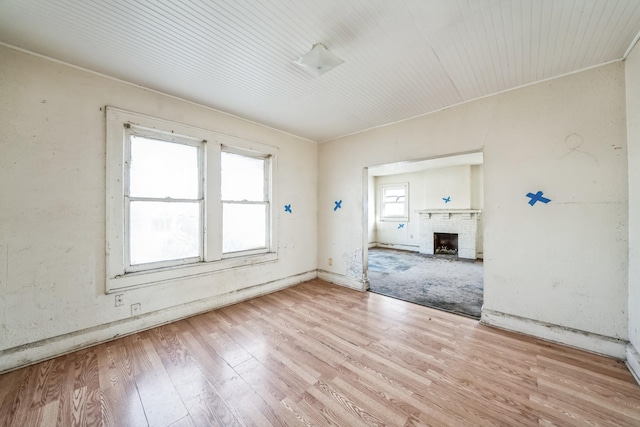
[367,174,376,245]
[626,41,640,379]
[0,46,318,371]
[374,171,426,250]
[471,165,485,258]
[421,166,472,209]
[319,62,629,356]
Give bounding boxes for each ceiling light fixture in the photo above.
[294,43,344,76]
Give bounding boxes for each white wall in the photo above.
[471,165,484,258]
[421,166,472,209]
[374,171,424,250]
[319,62,629,357]
[0,45,318,372]
[373,165,484,253]
[367,174,376,245]
[626,41,640,381]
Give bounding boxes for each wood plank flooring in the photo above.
[1,279,639,426]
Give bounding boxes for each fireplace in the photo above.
[417,209,481,259]
[434,233,458,255]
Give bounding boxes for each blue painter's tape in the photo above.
[526,191,551,206]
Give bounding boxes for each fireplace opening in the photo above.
[434,233,458,255]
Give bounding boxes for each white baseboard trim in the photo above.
[627,344,640,386]
[481,309,628,359]
[0,271,316,374]
[376,243,420,252]
[317,269,368,291]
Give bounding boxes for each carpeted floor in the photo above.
[367,247,484,318]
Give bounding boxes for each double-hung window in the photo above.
[106,107,277,292]
[380,183,409,221]
[221,149,270,255]
[126,127,204,271]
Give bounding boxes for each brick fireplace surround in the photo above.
[418,210,481,260]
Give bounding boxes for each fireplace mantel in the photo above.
[417,209,481,259]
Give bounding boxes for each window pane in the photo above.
[384,202,405,217]
[382,185,407,218]
[223,203,266,253]
[384,188,405,203]
[221,152,265,201]
[130,135,199,199]
[130,201,200,265]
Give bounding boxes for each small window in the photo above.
[381,183,409,221]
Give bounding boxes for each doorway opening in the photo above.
[364,151,484,319]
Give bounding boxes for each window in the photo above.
[381,183,408,221]
[106,107,277,292]
[126,130,204,271]
[221,150,269,254]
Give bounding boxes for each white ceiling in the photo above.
[1,0,639,143]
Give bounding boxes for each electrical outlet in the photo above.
[115,294,124,307]
[131,303,141,316]
[328,258,333,266]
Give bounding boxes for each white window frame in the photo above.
[106,107,278,292]
[380,183,409,222]
[124,125,205,272]
[221,146,272,258]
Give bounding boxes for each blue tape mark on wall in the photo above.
[284,204,292,213]
[443,196,451,203]
[334,200,342,211]
[397,223,405,229]
[526,191,551,206]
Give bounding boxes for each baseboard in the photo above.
[317,269,369,291]
[481,309,628,359]
[376,243,420,252]
[627,344,640,386]
[0,271,317,374]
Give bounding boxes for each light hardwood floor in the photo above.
[1,279,639,426]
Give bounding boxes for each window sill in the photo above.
[107,252,278,293]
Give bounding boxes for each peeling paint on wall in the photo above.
[320,62,628,346]
[0,45,319,362]
[343,248,362,279]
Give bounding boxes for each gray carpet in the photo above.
[367,248,484,318]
